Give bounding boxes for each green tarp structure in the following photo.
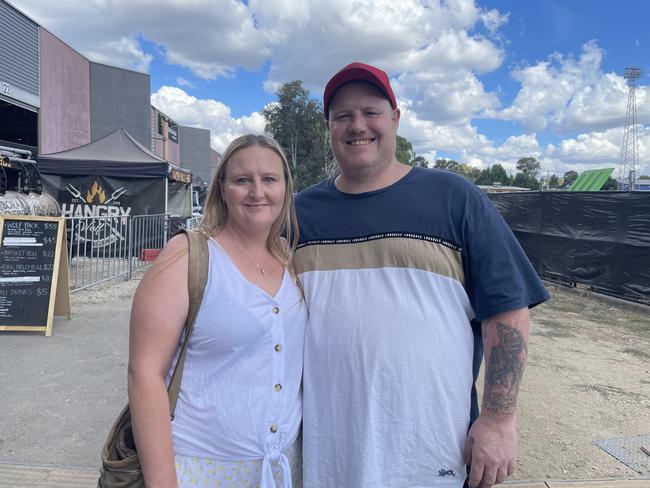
[569,167,614,191]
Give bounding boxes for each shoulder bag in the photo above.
[98,229,209,487]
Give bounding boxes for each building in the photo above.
[0,0,214,184]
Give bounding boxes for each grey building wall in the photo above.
[179,126,212,184]
[90,62,150,146]
[0,0,39,108]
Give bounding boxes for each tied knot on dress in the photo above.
[261,446,293,488]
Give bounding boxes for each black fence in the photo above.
[488,191,650,305]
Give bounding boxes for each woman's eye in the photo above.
[236,177,249,184]
[264,176,277,183]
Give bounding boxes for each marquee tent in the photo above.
[38,128,192,219]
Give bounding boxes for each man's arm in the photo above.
[466,307,530,488]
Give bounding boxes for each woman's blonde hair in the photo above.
[199,134,300,287]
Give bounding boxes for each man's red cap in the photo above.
[323,61,397,118]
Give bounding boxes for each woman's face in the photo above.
[219,145,286,235]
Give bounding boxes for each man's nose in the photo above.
[349,113,367,133]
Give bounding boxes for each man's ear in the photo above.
[392,107,401,130]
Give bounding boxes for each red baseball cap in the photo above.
[323,61,397,118]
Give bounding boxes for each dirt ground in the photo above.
[495,284,650,481]
[71,276,650,482]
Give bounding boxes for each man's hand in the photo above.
[465,412,517,488]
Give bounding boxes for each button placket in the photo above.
[268,299,285,444]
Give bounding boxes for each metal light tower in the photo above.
[619,67,642,189]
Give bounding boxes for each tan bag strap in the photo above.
[166,229,209,418]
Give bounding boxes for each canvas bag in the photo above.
[98,229,208,488]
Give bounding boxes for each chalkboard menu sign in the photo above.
[0,215,70,336]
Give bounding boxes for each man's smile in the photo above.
[347,138,375,146]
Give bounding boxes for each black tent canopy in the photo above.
[38,128,192,221]
[38,128,191,181]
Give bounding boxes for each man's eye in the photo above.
[334,114,350,121]
[365,111,379,117]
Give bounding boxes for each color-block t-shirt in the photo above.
[294,167,549,488]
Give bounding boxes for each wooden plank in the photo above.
[0,325,45,332]
[547,479,650,487]
[53,232,71,320]
[504,482,549,488]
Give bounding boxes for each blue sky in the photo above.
[10,0,650,177]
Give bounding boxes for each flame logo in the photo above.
[85,181,106,204]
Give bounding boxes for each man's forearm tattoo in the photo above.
[484,321,527,414]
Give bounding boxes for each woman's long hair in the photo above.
[199,134,301,289]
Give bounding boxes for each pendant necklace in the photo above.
[230,238,268,275]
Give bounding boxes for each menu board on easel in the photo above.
[0,215,71,336]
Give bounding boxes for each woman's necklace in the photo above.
[228,238,269,275]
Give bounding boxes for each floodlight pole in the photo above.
[619,67,642,191]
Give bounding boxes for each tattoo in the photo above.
[484,321,527,414]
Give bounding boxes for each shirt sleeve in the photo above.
[462,189,550,322]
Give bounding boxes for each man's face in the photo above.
[327,81,400,177]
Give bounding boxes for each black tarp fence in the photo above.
[487,191,650,305]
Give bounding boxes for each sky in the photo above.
[9,0,650,178]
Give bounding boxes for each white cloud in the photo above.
[14,0,650,176]
[12,0,268,78]
[252,0,504,92]
[545,127,650,176]
[151,86,266,152]
[492,40,650,136]
[394,69,500,123]
[481,8,509,35]
[175,77,194,89]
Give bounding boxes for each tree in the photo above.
[516,157,541,179]
[513,172,541,190]
[395,135,416,165]
[601,177,618,190]
[562,170,579,187]
[263,81,330,191]
[476,164,510,186]
[458,163,481,183]
[490,164,510,185]
[548,174,560,189]
[434,158,460,173]
[412,156,429,168]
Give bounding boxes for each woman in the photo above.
[128,134,306,488]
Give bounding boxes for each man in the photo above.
[294,62,549,488]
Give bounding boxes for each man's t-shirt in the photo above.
[294,167,549,488]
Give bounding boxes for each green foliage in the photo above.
[516,157,541,179]
[548,174,560,189]
[562,170,579,187]
[395,135,416,165]
[513,172,541,190]
[412,156,429,168]
[476,164,511,186]
[263,81,331,191]
[601,177,618,190]
[434,158,460,172]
